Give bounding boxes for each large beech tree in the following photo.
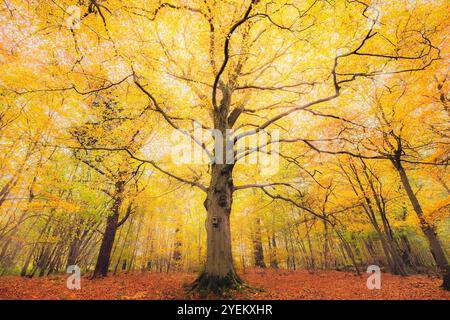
[1,0,448,293]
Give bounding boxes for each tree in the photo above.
[69,96,149,278]
[0,0,447,294]
[300,56,449,287]
[123,0,441,293]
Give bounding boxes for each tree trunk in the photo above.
[323,214,330,269]
[252,217,266,268]
[189,163,244,294]
[335,230,361,275]
[92,210,120,278]
[172,228,182,268]
[394,160,449,289]
[305,222,315,271]
[21,215,53,277]
[67,232,82,267]
[92,181,124,278]
[269,233,278,268]
[113,217,131,275]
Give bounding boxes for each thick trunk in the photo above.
[92,181,124,278]
[204,166,234,276]
[92,210,119,278]
[394,160,449,289]
[190,163,244,294]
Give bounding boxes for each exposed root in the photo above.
[186,271,262,298]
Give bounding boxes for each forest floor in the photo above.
[0,269,449,300]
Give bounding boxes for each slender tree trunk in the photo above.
[394,160,449,289]
[21,215,53,277]
[371,216,402,274]
[67,227,83,268]
[172,227,182,269]
[365,171,408,275]
[47,243,64,275]
[283,232,293,269]
[129,215,143,272]
[113,217,131,275]
[323,214,330,269]
[352,163,407,275]
[269,233,278,268]
[0,177,37,264]
[335,230,361,275]
[252,217,266,268]
[305,222,315,271]
[289,229,297,270]
[399,235,416,270]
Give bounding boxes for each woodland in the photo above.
[0,0,449,299]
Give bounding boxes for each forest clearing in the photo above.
[0,0,449,301]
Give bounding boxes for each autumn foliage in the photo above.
[0,0,449,299]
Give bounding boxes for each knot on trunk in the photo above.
[218,194,228,208]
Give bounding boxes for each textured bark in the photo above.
[204,164,234,277]
[92,180,124,278]
[189,162,248,294]
[92,212,119,278]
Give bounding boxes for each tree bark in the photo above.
[172,227,183,269]
[189,163,244,294]
[92,180,124,278]
[269,233,279,268]
[305,221,315,271]
[335,230,361,275]
[393,159,449,289]
[322,214,331,269]
[252,217,266,268]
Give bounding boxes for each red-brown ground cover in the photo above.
[0,269,448,300]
